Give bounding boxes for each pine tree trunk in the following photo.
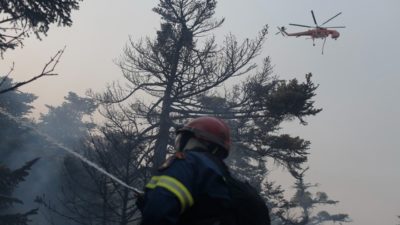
[152,33,186,170]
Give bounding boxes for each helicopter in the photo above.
[276,10,345,54]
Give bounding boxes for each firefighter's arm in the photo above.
[139,157,195,225]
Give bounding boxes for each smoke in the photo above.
[0,95,141,225]
[0,107,141,191]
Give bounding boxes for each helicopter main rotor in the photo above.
[289,10,346,29]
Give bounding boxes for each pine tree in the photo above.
[38,91,97,148]
[0,158,39,225]
[92,0,269,170]
[93,0,321,176]
[278,169,350,225]
[0,77,37,163]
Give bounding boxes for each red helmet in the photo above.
[177,116,231,156]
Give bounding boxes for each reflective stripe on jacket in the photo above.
[146,175,194,213]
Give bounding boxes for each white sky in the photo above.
[1,0,399,224]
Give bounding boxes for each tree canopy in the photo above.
[0,0,81,54]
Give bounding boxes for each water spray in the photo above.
[0,107,143,196]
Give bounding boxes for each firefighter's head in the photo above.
[175,116,231,158]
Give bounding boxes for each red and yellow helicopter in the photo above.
[277,10,345,54]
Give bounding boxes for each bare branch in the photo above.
[0,47,65,94]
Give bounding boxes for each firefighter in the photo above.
[137,116,270,225]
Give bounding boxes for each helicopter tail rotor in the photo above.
[275,26,287,36]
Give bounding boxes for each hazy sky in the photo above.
[1,0,399,224]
